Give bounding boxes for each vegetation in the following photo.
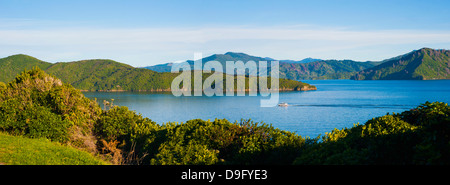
[0,67,102,152]
[0,54,314,92]
[0,69,449,165]
[279,60,381,80]
[352,48,450,80]
[94,105,305,165]
[0,132,108,165]
[294,101,450,164]
[144,52,380,80]
[0,54,52,83]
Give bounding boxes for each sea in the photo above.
[83,80,450,138]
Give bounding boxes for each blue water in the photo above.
[83,80,450,138]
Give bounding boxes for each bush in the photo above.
[0,68,101,152]
[293,102,450,165]
[94,105,159,164]
[0,99,71,143]
[0,82,6,90]
[151,141,219,165]
[144,119,305,165]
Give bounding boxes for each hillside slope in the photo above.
[0,132,108,165]
[0,54,52,82]
[143,52,380,80]
[280,59,381,80]
[351,48,450,80]
[0,54,313,91]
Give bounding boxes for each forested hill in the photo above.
[351,48,450,80]
[143,52,380,80]
[279,59,381,80]
[0,54,52,83]
[0,54,314,92]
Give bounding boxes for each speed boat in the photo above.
[278,102,288,107]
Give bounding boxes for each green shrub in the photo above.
[0,82,6,90]
[0,68,101,152]
[94,105,159,164]
[293,102,450,165]
[144,119,305,165]
[0,97,71,143]
[151,141,219,165]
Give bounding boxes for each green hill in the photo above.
[0,54,52,83]
[45,59,176,91]
[0,132,108,165]
[143,52,380,80]
[280,59,381,80]
[351,48,450,80]
[0,54,313,92]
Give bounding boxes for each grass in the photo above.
[0,132,109,165]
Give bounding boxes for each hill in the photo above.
[280,59,381,80]
[0,54,52,83]
[351,48,450,80]
[143,52,380,80]
[0,54,313,92]
[143,52,275,74]
[0,132,108,165]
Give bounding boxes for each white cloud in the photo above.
[0,24,449,66]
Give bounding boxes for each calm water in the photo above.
[83,80,450,138]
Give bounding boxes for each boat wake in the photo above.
[280,103,412,109]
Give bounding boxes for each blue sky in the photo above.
[1,0,450,66]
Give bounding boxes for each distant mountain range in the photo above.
[143,52,321,73]
[143,52,381,80]
[351,48,450,80]
[144,48,450,80]
[1,47,448,92]
[0,54,313,92]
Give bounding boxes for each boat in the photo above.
[278,102,288,107]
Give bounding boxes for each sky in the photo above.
[1,0,450,67]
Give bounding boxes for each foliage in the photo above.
[293,101,450,165]
[95,112,306,165]
[151,141,220,165]
[0,82,6,90]
[147,119,306,165]
[0,54,52,83]
[0,54,312,92]
[0,67,102,152]
[1,68,450,165]
[94,105,159,164]
[352,48,450,80]
[144,52,380,80]
[0,100,71,143]
[280,60,380,80]
[0,132,108,165]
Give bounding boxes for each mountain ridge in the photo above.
[143,52,381,80]
[351,48,450,80]
[0,54,314,92]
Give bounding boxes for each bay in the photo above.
[83,80,450,138]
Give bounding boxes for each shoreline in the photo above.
[79,85,317,92]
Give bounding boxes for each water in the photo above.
[83,80,450,138]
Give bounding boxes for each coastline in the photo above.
[78,85,317,92]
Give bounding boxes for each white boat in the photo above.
[278,102,288,107]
